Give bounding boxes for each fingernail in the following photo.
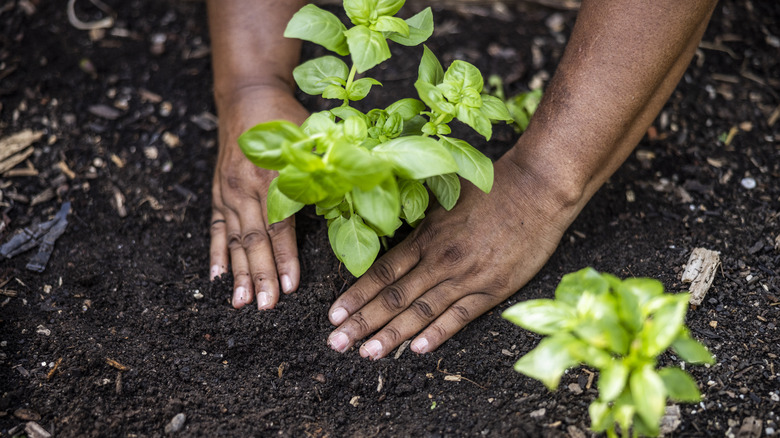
[281,275,293,294]
[210,265,221,280]
[331,307,348,325]
[411,337,429,354]
[328,332,349,353]
[360,340,383,360]
[235,286,248,305]
[257,291,271,309]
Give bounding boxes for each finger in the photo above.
[358,281,455,360]
[266,216,300,295]
[226,213,253,309]
[327,260,441,354]
[410,293,500,354]
[209,213,229,281]
[238,202,280,310]
[328,234,423,326]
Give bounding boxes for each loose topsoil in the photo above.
[1,0,778,436]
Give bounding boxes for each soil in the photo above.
[1,0,779,437]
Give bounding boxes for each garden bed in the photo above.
[1,0,778,436]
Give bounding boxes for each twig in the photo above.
[67,0,114,30]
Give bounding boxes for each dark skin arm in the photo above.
[207,0,308,309]
[326,0,719,359]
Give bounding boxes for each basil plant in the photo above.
[238,0,512,276]
[503,267,715,437]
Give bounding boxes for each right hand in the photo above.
[209,85,309,310]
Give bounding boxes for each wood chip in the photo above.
[0,147,34,174]
[24,421,52,438]
[88,104,122,120]
[105,357,128,371]
[681,248,721,306]
[737,416,762,438]
[394,339,411,359]
[46,357,62,380]
[57,161,76,179]
[0,130,44,161]
[444,374,462,382]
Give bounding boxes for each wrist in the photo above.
[214,75,296,111]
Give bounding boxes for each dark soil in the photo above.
[1,0,779,436]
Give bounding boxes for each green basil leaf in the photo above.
[347,77,383,101]
[345,25,391,73]
[284,4,349,56]
[456,104,493,140]
[398,179,429,223]
[343,116,369,143]
[425,173,460,210]
[343,0,372,26]
[507,88,542,131]
[372,135,458,179]
[438,136,494,193]
[374,16,409,36]
[388,7,433,46]
[401,115,427,136]
[301,111,337,136]
[386,98,426,120]
[588,400,613,433]
[622,277,665,313]
[501,299,575,335]
[318,206,341,220]
[352,177,401,236]
[480,94,513,121]
[375,0,405,16]
[277,166,329,204]
[659,367,701,402]
[671,336,714,364]
[574,319,629,355]
[322,84,348,100]
[638,294,688,357]
[328,139,391,190]
[415,80,456,115]
[554,267,608,306]
[611,394,636,436]
[629,365,666,436]
[331,213,380,277]
[598,359,629,402]
[513,333,579,391]
[282,139,324,172]
[238,120,307,170]
[443,60,484,93]
[292,56,350,96]
[266,177,304,224]
[330,106,367,122]
[417,45,444,85]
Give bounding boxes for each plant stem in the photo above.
[342,64,358,106]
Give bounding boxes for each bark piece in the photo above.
[681,247,720,306]
[0,129,43,162]
[737,416,762,438]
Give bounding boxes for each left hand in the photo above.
[324,154,583,359]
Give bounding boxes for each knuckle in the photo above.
[233,270,250,281]
[210,221,226,236]
[241,230,269,249]
[437,243,466,267]
[410,299,435,320]
[368,258,397,286]
[225,175,242,191]
[428,323,448,343]
[349,312,372,336]
[450,304,472,324]
[227,232,243,250]
[267,220,292,237]
[379,285,407,312]
[383,326,402,344]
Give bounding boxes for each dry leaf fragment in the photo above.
[105,357,128,371]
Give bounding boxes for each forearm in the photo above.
[508,0,717,207]
[207,0,307,106]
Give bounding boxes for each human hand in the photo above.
[325,154,584,359]
[210,86,309,309]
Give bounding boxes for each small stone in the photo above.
[313,373,326,383]
[24,421,51,438]
[192,291,204,300]
[529,408,546,419]
[88,104,121,120]
[14,408,41,421]
[349,396,360,407]
[740,177,756,189]
[36,325,51,336]
[568,383,583,395]
[164,413,186,434]
[660,405,682,435]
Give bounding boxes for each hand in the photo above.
[210,86,309,309]
[325,154,584,359]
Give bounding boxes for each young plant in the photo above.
[502,267,715,437]
[238,0,513,276]
[487,74,543,133]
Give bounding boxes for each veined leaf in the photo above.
[598,359,629,402]
[352,177,401,236]
[513,333,580,390]
[398,179,429,223]
[328,139,391,190]
[238,120,307,170]
[293,56,350,95]
[501,299,575,335]
[480,94,513,122]
[671,336,714,364]
[347,77,382,101]
[284,4,349,56]
[372,135,457,179]
[425,173,460,210]
[330,214,380,276]
[443,60,484,93]
[388,7,433,46]
[438,136,494,193]
[386,98,426,120]
[637,294,688,357]
[417,45,444,85]
[456,104,492,140]
[266,178,304,224]
[554,267,609,306]
[374,16,409,36]
[343,0,372,26]
[630,365,666,436]
[415,80,456,115]
[375,0,405,16]
[345,25,391,73]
